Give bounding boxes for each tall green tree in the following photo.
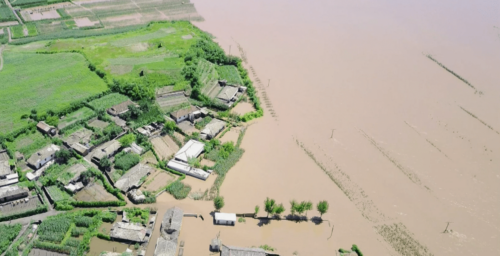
[264,197,276,217]
[100,156,111,170]
[254,205,260,215]
[303,201,313,216]
[55,149,72,164]
[296,201,306,216]
[316,200,329,218]
[214,196,224,211]
[290,200,298,216]
[274,204,285,218]
[119,134,136,147]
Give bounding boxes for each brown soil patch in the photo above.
[177,121,199,135]
[151,135,179,160]
[21,9,61,21]
[140,150,158,165]
[232,101,255,115]
[129,42,149,52]
[74,17,99,27]
[173,132,185,143]
[142,169,176,193]
[182,173,216,194]
[74,183,116,202]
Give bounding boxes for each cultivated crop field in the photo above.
[74,183,116,202]
[216,65,244,85]
[46,185,75,202]
[142,169,175,194]
[0,0,16,22]
[58,107,95,130]
[0,51,108,134]
[89,93,129,109]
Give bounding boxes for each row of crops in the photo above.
[33,210,117,255]
[216,65,244,85]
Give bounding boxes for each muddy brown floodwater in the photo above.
[177,0,500,255]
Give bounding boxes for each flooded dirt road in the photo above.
[182,0,500,255]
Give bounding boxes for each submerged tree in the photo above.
[290,200,298,216]
[264,197,276,217]
[214,196,225,211]
[254,205,260,216]
[317,200,329,218]
[274,204,285,218]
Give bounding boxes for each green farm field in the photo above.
[58,107,95,130]
[0,52,108,134]
[29,22,204,83]
[4,131,51,157]
[87,93,129,110]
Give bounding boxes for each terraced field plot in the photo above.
[74,183,116,202]
[157,94,189,112]
[0,51,108,134]
[216,65,243,85]
[151,134,179,160]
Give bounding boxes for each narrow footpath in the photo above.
[0,44,4,71]
[5,0,23,25]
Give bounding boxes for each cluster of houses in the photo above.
[215,80,247,107]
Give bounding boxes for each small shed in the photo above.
[210,238,222,252]
[214,212,236,226]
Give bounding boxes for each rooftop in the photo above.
[64,128,93,146]
[37,121,55,133]
[221,245,267,256]
[174,139,205,163]
[27,144,60,167]
[154,237,177,256]
[215,212,237,222]
[0,185,28,200]
[217,86,239,102]
[167,160,209,180]
[170,106,198,120]
[201,119,226,137]
[110,222,148,243]
[0,160,11,177]
[108,100,136,115]
[114,163,153,192]
[160,207,183,239]
[92,140,121,161]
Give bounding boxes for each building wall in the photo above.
[215,220,234,225]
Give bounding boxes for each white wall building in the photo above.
[214,212,236,226]
[174,140,205,163]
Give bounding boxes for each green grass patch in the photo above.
[26,23,38,37]
[10,25,25,39]
[166,180,191,200]
[0,52,108,134]
[216,65,243,85]
[114,151,140,171]
[4,131,51,157]
[87,93,129,110]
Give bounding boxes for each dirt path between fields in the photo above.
[4,0,23,25]
[0,45,5,71]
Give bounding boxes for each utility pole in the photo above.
[268,79,270,87]
[331,129,336,138]
[443,222,452,233]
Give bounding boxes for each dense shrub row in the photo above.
[0,205,48,222]
[0,223,22,254]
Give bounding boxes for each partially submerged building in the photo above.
[220,245,268,256]
[36,121,57,136]
[114,163,153,192]
[200,119,226,140]
[91,140,121,164]
[167,160,209,181]
[110,222,148,244]
[154,207,183,256]
[167,139,209,180]
[107,100,137,116]
[0,185,29,203]
[170,106,202,123]
[128,189,145,203]
[214,212,236,226]
[27,144,60,170]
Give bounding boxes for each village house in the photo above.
[0,172,19,188]
[128,189,145,203]
[200,119,226,140]
[214,212,237,226]
[91,140,121,164]
[110,222,149,244]
[173,139,204,163]
[107,100,138,116]
[220,245,268,256]
[0,159,12,179]
[167,160,209,180]
[154,207,183,256]
[63,128,93,156]
[27,144,60,170]
[36,121,57,136]
[0,185,29,203]
[136,122,163,137]
[60,163,87,193]
[170,105,202,123]
[114,163,153,193]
